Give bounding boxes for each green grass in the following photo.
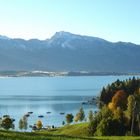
[0,130,87,140]
[42,123,89,137]
[1,123,140,140]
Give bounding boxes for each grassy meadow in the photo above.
[0,123,140,140]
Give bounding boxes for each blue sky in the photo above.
[0,0,140,44]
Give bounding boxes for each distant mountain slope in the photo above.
[0,31,140,73]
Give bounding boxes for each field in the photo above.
[0,123,140,140]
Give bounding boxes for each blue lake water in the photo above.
[0,76,139,131]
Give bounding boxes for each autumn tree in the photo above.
[36,120,43,129]
[108,90,127,111]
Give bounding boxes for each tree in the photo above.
[22,116,28,130]
[88,120,96,136]
[108,90,127,111]
[19,119,24,130]
[79,107,85,122]
[74,114,79,123]
[113,107,123,120]
[129,94,140,135]
[100,105,113,119]
[135,94,140,134]
[88,106,112,136]
[125,94,140,135]
[125,95,135,120]
[1,117,14,130]
[95,118,125,136]
[66,114,74,124]
[18,116,28,131]
[75,107,85,122]
[94,118,109,136]
[88,110,94,122]
[36,120,43,129]
[96,77,140,136]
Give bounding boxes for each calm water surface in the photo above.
[0,76,139,131]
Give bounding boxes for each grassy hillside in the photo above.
[1,123,140,140]
[41,123,89,137]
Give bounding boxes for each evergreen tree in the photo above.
[88,110,94,122]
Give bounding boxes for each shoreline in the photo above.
[0,71,140,78]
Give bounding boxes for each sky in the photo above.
[0,0,140,44]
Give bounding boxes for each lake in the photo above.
[0,76,139,131]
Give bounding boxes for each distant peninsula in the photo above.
[0,71,139,77]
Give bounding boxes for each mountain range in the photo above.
[0,31,140,73]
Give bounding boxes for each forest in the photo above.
[88,77,140,136]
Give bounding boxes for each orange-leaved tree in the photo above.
[108,90,127,111]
